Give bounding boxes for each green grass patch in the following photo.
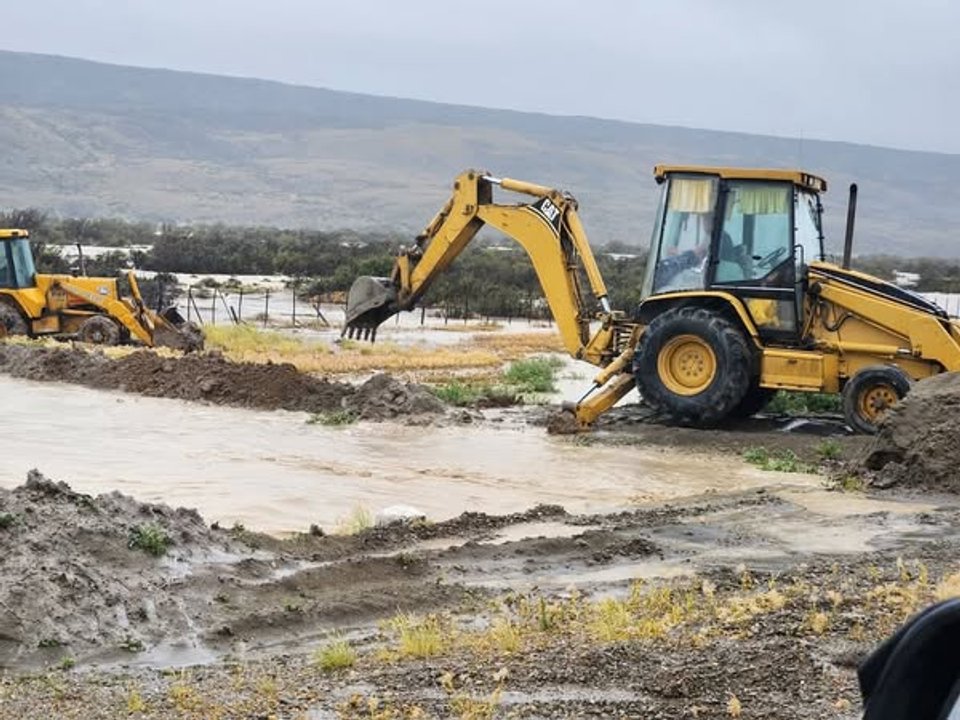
[815,438,843,461]
[0,512,17,529]
[431,380,518,408]
[743,446,814,473]
[765,390,842,415]
[503,357,563,394]
[307,409,357,426]
[432,380,485,406]
[128,524,172,557]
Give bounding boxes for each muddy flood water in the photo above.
[1,375,810,534]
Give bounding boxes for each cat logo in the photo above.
[527,197,563,237]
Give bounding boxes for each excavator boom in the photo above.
[343,169,641,429]
[344,169,627,364]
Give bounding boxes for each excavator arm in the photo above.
[345,169,633,365]
[343,169,641,427]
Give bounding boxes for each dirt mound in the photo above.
[0,343,447,420]
[859,372,960,490]
[0,470,252,666]
[343,373,445,422]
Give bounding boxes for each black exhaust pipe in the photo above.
[842,183,858,270]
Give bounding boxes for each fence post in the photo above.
[263,290,270,328]
[420,306,426,326]
[186,286,192,323]
[292,283,297,328]
[237,287,244,322]
[210,294,216,325]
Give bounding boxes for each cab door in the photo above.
[709,180,799,344]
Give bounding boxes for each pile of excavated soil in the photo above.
[860,372,960,490]
[0,470,253,666]
[342,372,445,422]
[0,343,447,420]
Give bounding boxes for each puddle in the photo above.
[777,489,937,517]
[0,376,814,534]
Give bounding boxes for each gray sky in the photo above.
[3,0,958,153]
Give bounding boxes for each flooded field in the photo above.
[1,375,792,534]
[2,339,959,720]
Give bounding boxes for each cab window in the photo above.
[651,176,718,294]
[0,244,11,288]
[715,182,792,286]
[794,190,823,268]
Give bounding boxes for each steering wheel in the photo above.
[755,246,787,269]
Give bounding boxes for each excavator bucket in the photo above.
[342,276,399,341]
[151,307,205,352]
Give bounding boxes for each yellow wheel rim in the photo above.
[657,334,717,396]
[859,383,899,423]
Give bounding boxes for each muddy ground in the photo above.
[0,343,444,421]
[1,468,957,719]
[0,344,958,719]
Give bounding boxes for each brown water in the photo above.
[0,376,811,534]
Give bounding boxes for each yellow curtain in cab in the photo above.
[667,179,714,213]
[739,185,789,215]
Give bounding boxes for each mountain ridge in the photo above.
[1,50,957,256]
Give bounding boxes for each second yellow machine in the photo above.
[0,229,202,350]
[344,167,960,433]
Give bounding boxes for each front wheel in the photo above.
[77,315,121,346]
[842,365,911,434]
[634,307,753,426]
[0,303,28,339]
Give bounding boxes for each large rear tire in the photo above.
[634,307,753,426]
[77,315,121,346]
[842,365,911,434]
[0,303,28,339]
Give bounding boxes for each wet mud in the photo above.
[858,371,960,491]
[1,470,957,719]
[0,343,443,421]
[2,343,960,718]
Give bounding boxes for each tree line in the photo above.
[6,208,958,320]
[1,209,648,319]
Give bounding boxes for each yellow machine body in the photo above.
[342,168,960,433]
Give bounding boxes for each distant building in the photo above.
[892,270,920,288]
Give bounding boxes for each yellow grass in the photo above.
[201,324,568,379]
[471,332,565,357]
[204,324,503,376]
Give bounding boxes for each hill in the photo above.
[1,50,958,256]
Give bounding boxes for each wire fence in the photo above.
[165,280,960,331]
[172,285,554,332]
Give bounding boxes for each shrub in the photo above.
[128,524,172,556]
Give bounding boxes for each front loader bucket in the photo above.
[152,307,204,352]
[342,276,398,341]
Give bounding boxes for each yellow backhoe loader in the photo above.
[343,167,960,434]
[0,229,202,350]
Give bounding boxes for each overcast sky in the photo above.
[3,0,958,153]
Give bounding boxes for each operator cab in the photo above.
[640,166,826,341]
[0,229,37,289]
